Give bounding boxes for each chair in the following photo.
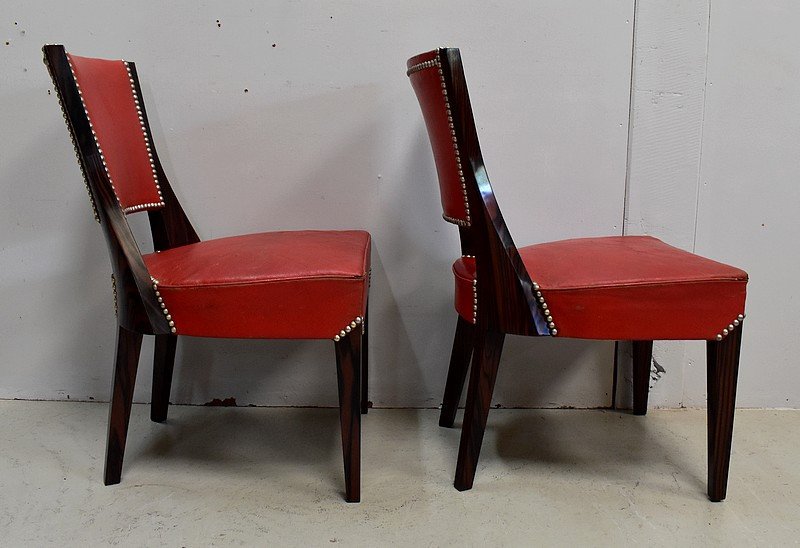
[43,44,370,502]
[407,48,747,501]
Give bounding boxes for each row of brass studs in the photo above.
[333,316,363,342]
[150,276,177,334]
[407,53,471,226]
[111,274,118,317]
[43,52,100,223]
[716,314,745,341]
[65,56,126,212]
[406,58,438,76]
[531,282,558,336]
[436,52,472,227]
[123,62,165,213]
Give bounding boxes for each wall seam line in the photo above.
[613,0,639,410]
[621,0,639,237]
[691,0,713,254]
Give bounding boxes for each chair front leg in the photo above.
[440,315,475,427]
[104,325,143,485]
[632,340,653,416]
[707,322,743,502]
[454,327,505,491]
[335,329,362,502]
[361,302,370,414]
[151,334,177,423]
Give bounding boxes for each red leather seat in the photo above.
[144,230,371,339]
[454,236,747,340]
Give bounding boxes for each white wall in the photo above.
[1,1,796,408]
[619,0,800,409]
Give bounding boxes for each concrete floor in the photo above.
[0,402,798,546]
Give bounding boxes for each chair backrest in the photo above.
[43,44,199,334]
[406,51,473,226]
[407,48,550,335]
[66,53,164,214]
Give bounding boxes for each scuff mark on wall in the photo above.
[650,358,666,389]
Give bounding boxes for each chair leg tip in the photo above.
[453,479,473,492]
[344,492,360,503]
[632,409,647,416]
[103,473,121,486]
[708,489,726,502]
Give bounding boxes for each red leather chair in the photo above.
[407,48,747,501]
[43,45,370,502]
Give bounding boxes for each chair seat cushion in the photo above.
[144,230,370,339]
[453,235,747,340]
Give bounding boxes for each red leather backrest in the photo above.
[67,53,164,213]
[407,49,471,226]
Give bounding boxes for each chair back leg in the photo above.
[104,325,143,485]
[707,322,743,502]
[361,302,370,414]
[454,328,505,491]
[151,334,177,423]
[632,340,654,415]
[335,330,362,502]
[440,315,475,427]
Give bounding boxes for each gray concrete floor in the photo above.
[0,402,798,546]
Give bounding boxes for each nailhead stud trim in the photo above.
[333,316,363,342]
[111,273,118,317]
[715,314,745,341]
[65,55,126,212]
[406,58,439,76]
[123,61,165,213]
[44,52,100,223]
[461,255,479,324]
[472,278,478,324]
[531,281,558,336]
[64,55,166,215]
[408,52,471,227]
[150,276,177,334]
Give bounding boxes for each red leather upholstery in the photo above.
[68,54,163,212]
[407,50,470,224]
[453,236,747,340]
[143,230,371,339]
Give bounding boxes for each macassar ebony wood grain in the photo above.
[104,325,143,485]
[335,329,362,503]
[151,334,177,423]
[707,322,743,502]
[409,47,745,501]
[439,315,475,428]
[453,328,505,491]
[632,340,654,416]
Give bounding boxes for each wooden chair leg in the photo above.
[151,334,177,423]
[454,328,505,491]
[335,330,362,502]
[104,325,143,485]
[707,322,743,502]
[632,340,653,416]
[361,302,370,414]
[440,315,475,427]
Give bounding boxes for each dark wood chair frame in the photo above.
[415,49,742,502]
[43,44,368,502]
